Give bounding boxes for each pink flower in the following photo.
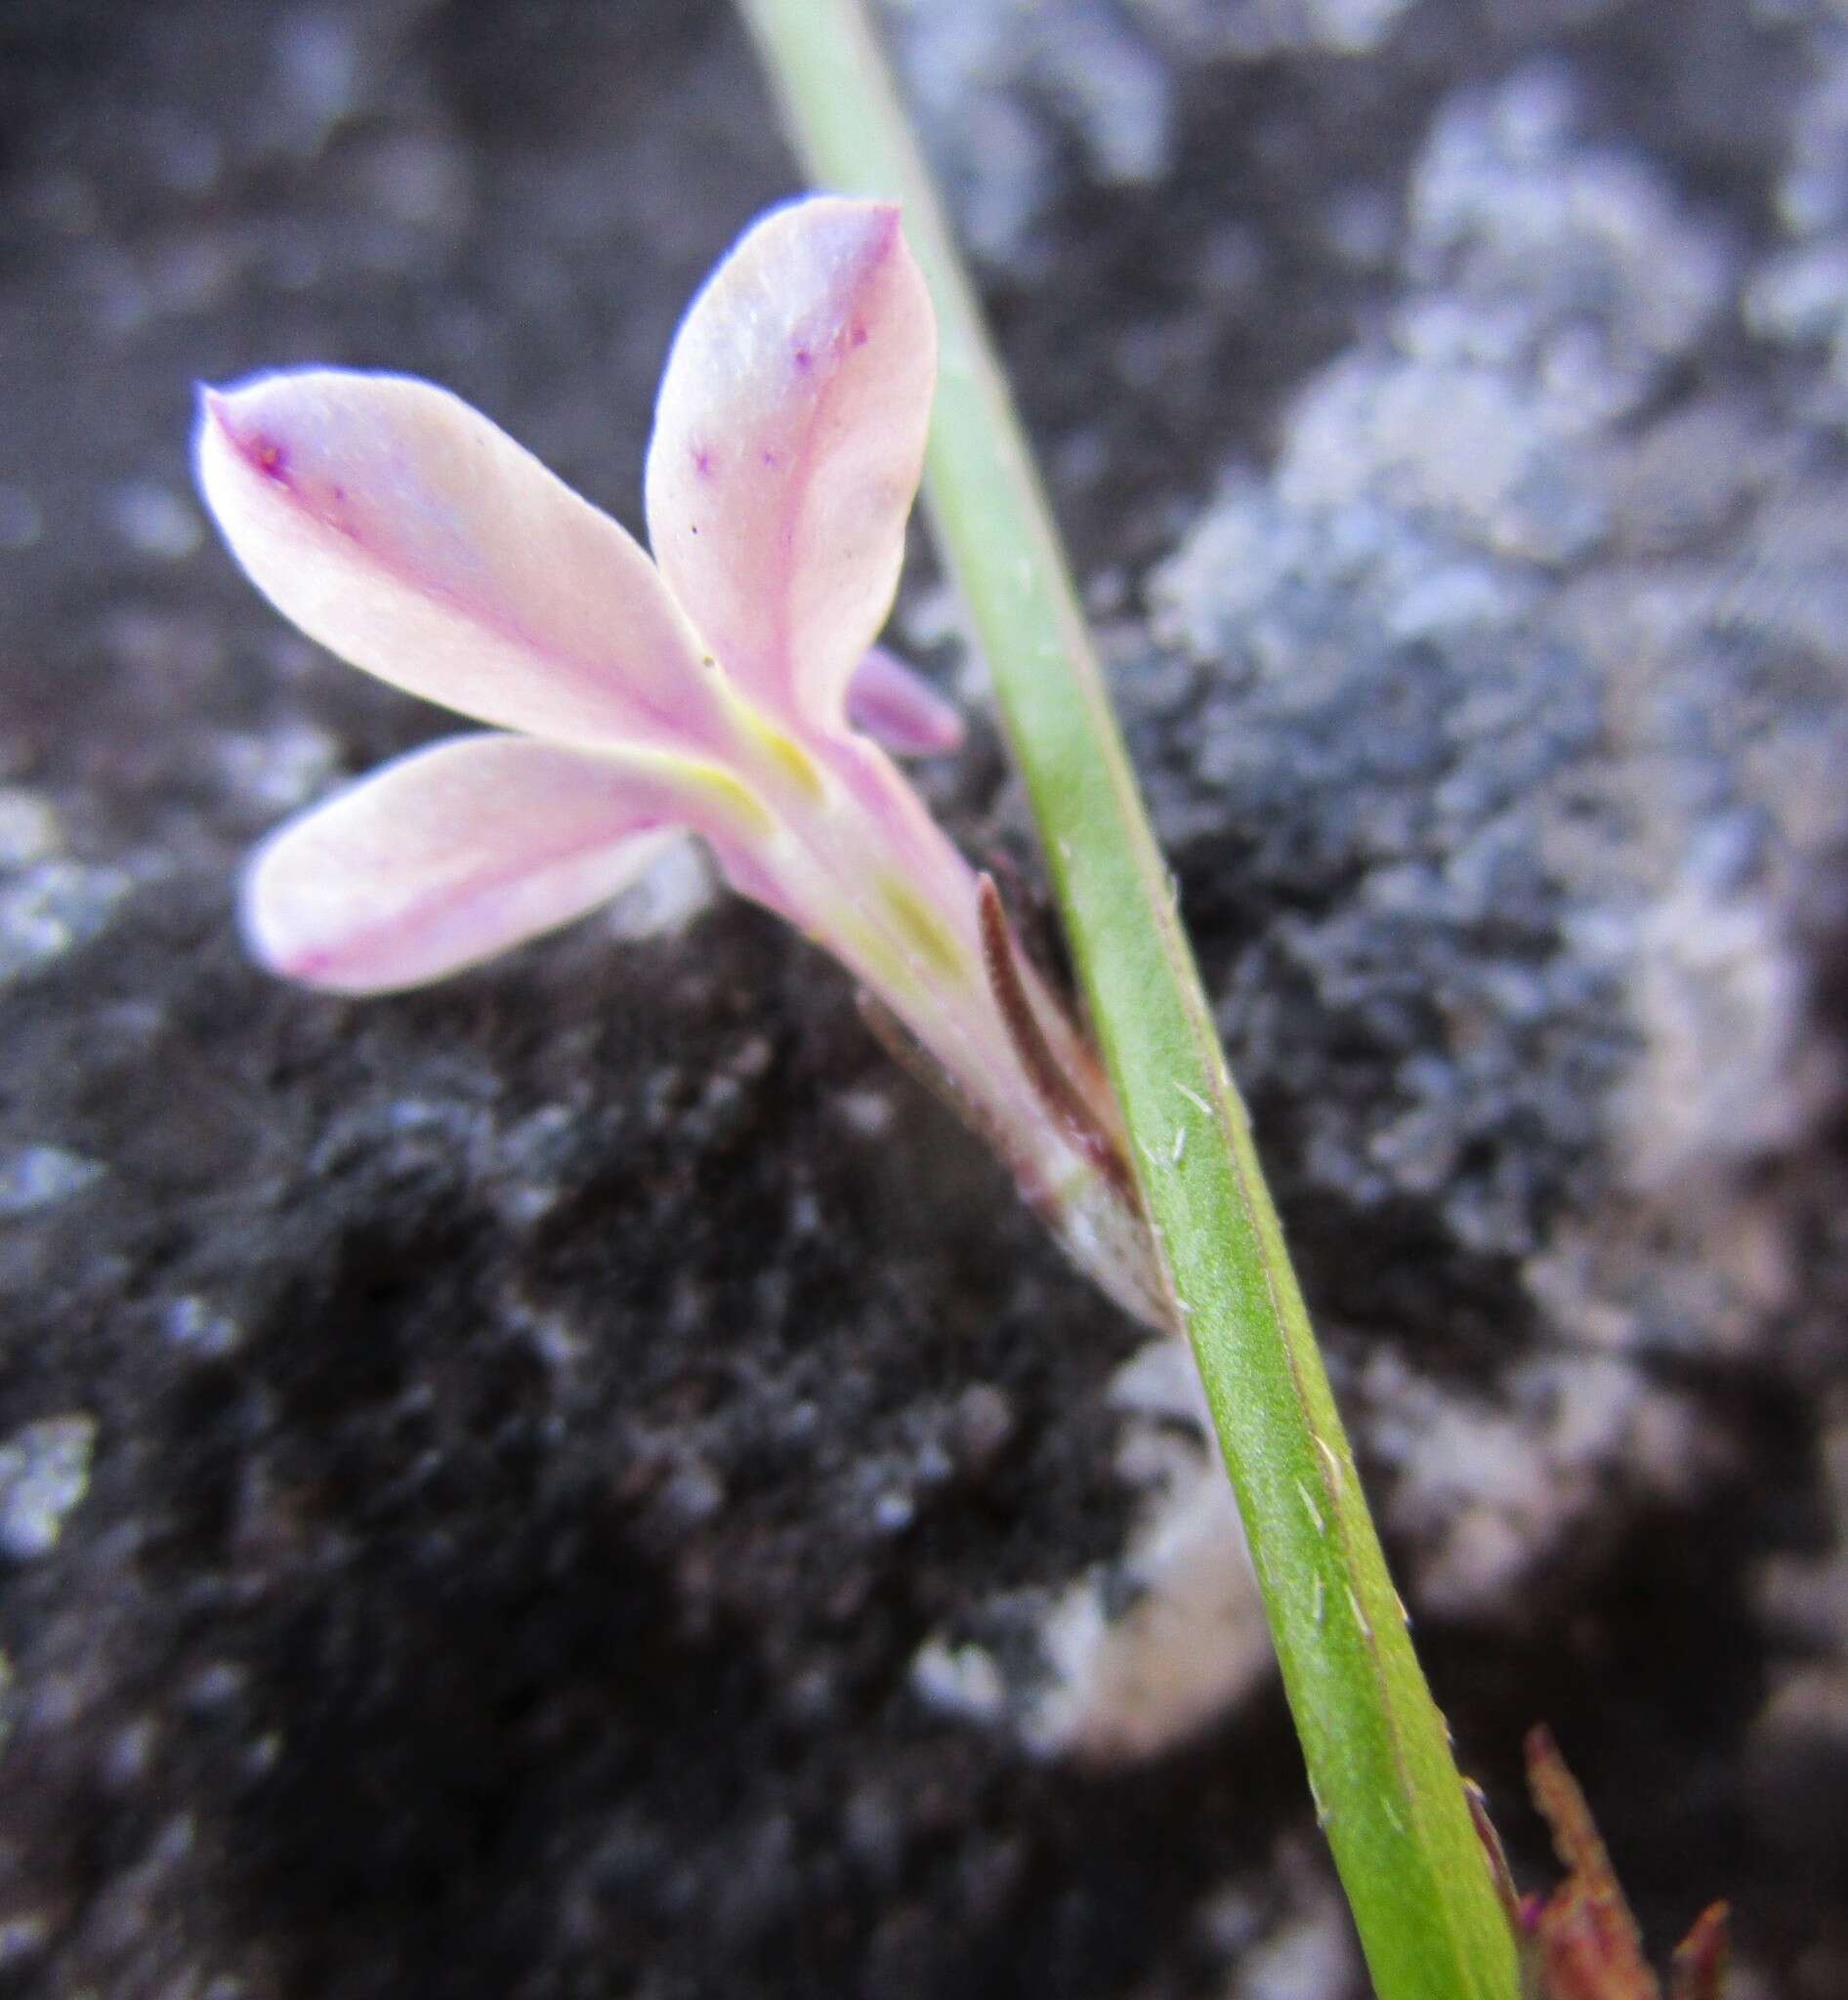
[195,196,1158,1323]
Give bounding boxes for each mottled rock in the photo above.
[877,0,1422,265]
[912,1337,1271,1763]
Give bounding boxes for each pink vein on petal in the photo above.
[240,734,704,993]
[644,197,936,732]
[197,372,726,753]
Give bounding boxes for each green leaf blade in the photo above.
[737,7,1522,1995]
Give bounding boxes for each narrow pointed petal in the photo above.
[196,371,725,750]
[241,734,705,993]
[845,646,966,756]
[645,197,936,729]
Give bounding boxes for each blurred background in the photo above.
[2,1,1846,1994]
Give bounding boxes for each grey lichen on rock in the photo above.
[0,1417,98,1563]
[1134,63,1848,1622]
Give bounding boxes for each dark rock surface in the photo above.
[3,1,1847,1994]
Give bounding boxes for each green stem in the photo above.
[736,5,1521,1997]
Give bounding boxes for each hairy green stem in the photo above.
[736,4,1521,1996]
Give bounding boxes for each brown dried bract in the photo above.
[975,872,1133,1201]
[1471,1726,1729,2000]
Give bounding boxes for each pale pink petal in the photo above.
[645,197,937,729]
[196,371,725,750]
[845,646,965,756]
[241,734,704,993]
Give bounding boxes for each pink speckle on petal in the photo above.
[792,347,812,373]
[850,323,868,348]
[692,445,716,479]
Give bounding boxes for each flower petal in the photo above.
[196,371,726,750]
[845,646,965,756]
[241,734,704,992]
[645,197,937,729]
